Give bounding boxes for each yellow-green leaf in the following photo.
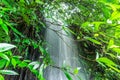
[0,75,4,80]
[97,57,116,66]
[84,37,101,45]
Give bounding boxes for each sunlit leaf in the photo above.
[107,64,120,73]
[0,70,18,75]
[92,22,104,32]
[13,56,22,59]
[38,64,45,80]
[112,48,120,54]
[0,53,10,61]
[81,22,90,29]
[96,52,99,59]
[106,19,112,24]
[97,57,116,66]
[100,0,119,4]
[106,3,120,11]
[73,67,81,74]
[0,43,16,52]
[94,34,99,37]
[110,11,120,20]
[28,61,40,70]
[84,37,101,45]
[0,75,4,80]
[107,39,114,49]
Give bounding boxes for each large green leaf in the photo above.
[0,43,16,52]
[0,70,18,75]
[110,11,120,20]
[97,57,120,73]
[84,37,101,45]
[97,57,116,66]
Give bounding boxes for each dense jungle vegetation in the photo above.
[0,0,120,80]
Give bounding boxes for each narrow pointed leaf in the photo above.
[0,43,16,52]
[97,57,116,66]
[0,53,10,61]
[84,37,101,45]
[0,75,4,80]
[0,70,18,75]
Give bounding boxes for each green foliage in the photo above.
[0,43,16,52]
[0,42,45,79]
[84,37,101,45]
[0,0,47,80]
[1,0,120,80]
[63,70,73,80]
[61,0,120,79]
[0,70,18,75]
[46,0,120,79]
[0,43,18,77]
[0,75,4,80]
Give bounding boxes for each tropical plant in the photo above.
[0,0,120,80]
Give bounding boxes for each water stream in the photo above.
[44,19,88,80]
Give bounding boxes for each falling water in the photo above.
[44,18,88,80]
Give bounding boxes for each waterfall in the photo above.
[44,19,88,80]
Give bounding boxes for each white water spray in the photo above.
[44,19,88,80]
[44,3,88,80]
